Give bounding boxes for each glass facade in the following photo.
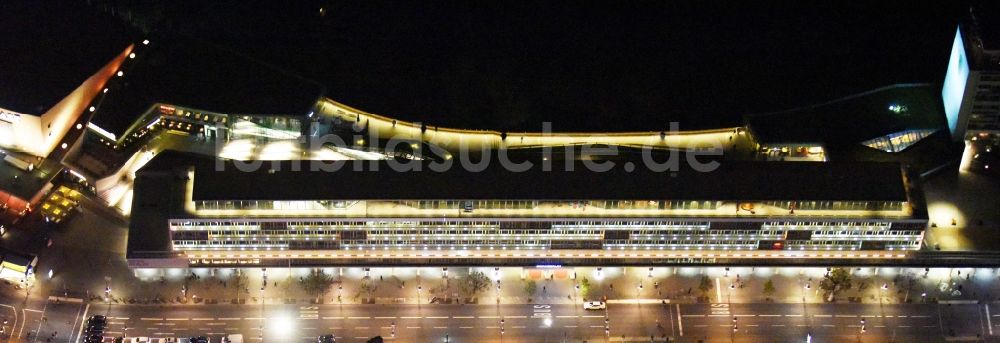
[860,129,938,153]
[169,217,924,253]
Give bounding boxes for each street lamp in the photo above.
[636,283,643,305]
[880,283,888,306]
[802,282,811,304]
[729,282,735,304]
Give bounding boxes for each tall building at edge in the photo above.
[125,152,927,268]
[942,7,1000,141]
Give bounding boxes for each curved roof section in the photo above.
[91,35,325,137]
[0,1,136,114]
[745,84,946,147]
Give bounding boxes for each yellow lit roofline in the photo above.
[87,123,117,141]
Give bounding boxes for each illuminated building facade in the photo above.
[127,153,927,268]
[942,9,1000,141]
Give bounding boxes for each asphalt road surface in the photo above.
[45,302,994,343]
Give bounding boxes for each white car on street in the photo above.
[583,301,606,310]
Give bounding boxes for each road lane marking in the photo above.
[772,324,785,327]
[141,318,164,321]
[348,316,370,319]
[192,318,214,321]
[710,303,730,316]
[453,316,473,319]
[987,304,994,336]
[375,316,396,319]
[677,304,684,337]
[219,318,240,321]
[759,315,780,317]
[433,326,448,329]
[785,314,802,317]
[814,315,832,318]
[479,316,498,319]
[460,326,473,329]
[427,316,448,319]
[407,326,420,329]
[401,316,421,319]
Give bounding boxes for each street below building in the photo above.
[1,300,991,342]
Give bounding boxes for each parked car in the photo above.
[318,334,336,343]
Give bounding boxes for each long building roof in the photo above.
[154,153,910,202]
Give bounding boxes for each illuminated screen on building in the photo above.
[942,27,970,138]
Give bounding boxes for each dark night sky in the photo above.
[126,0,987,131]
